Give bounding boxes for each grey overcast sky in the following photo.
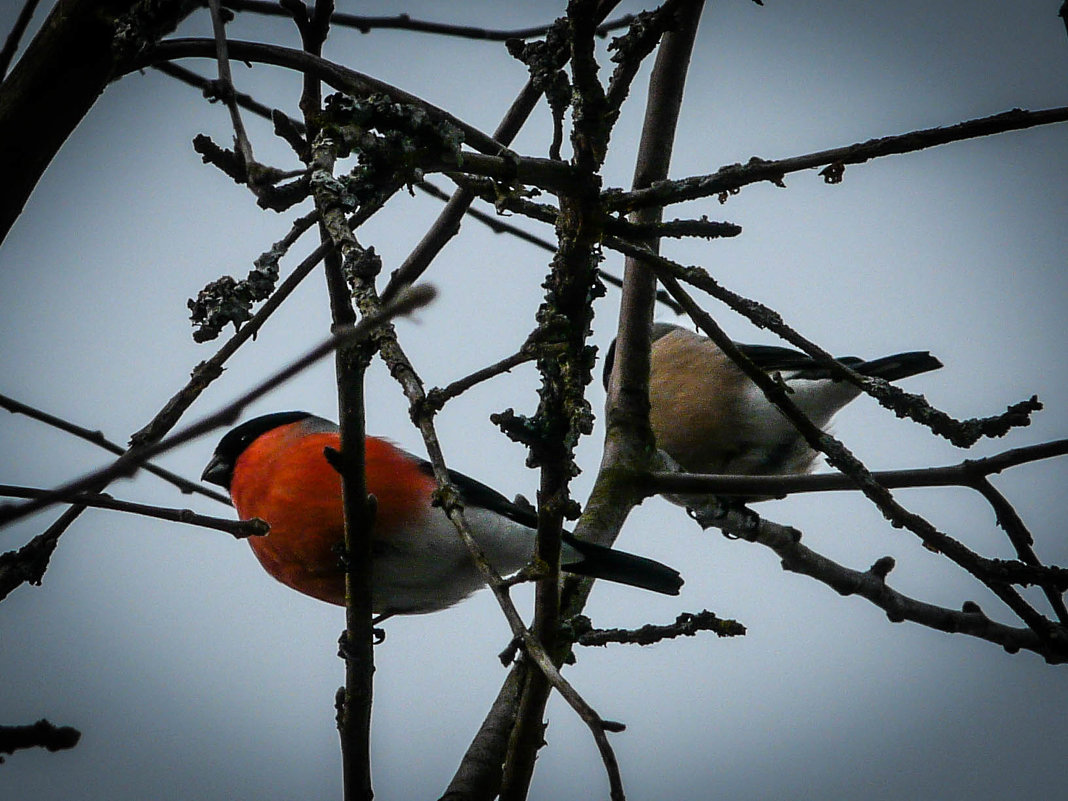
[2,2,1066,800]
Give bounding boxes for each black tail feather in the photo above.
[854,351,943,382]
[561,533,683,595]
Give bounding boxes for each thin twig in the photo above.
[0,286,435,529]
[0,484,265,538]
[410,180,686,314]
[220,1,637,41]
[0,392,230,504]
[152,62,304,133]
[206,0,255,168]
[423,347,537,414]
[605,235,1041,448]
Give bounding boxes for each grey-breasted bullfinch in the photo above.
[201,412,683,616]
[603,322,943,479]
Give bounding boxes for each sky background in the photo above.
[2,1,1067,800]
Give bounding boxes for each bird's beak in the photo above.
[201,455,230,489]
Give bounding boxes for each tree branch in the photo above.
[0,392,230,504]
[220,1,637,42]
[0,719,80,762]
[0,0,198,244]
[645,439,1068,498]
[134,38,511,156]
[602,106,1068,213]
[606,236,1042,448]
[603,106,1068,212]
[704,505,1068,664]
[0,0,42,80]
[571,610,745,646]
[0,484,266,538]
[0,286,435,529]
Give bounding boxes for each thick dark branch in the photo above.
[0,719,81,761]
[0,0,198,244]
[603,106,1068,212]
[0,484,265,538]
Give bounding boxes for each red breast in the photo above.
[229,424,435,605]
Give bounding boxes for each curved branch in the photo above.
[131,38,510,156]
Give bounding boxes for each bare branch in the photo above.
[0,0,41,80]
[571,610,746,646]
[704,505,1068,664]
[0,0,198,245]
[603,106,1068,212]
[646,439,1068,498]
[422,346,537,415]
[0,484,264,537]
[0,719,80,762]
[0,286,436,529]
[131,225,326,447]
[206,0,255,168]
[134,38,511,156]
[0,506,80,601]
[220,1,637,41]
[651,275,1063,641]
[0,392,229,504]
[409,180,687,314]
[606,236,1042,447]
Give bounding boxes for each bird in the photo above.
[201,411,683,616]
[603,322,943,480]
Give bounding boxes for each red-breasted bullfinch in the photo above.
[201,411,683,615]
[604,322,943,479]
